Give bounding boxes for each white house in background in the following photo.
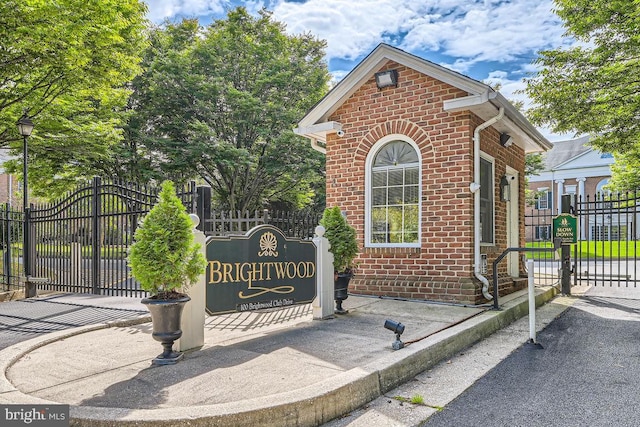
[526,136,618,242]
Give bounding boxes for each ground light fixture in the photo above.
[384,319,405,350]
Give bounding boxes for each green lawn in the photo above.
[526,241,639,259]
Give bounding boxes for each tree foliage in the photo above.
[320,207,358,273]
[609,150,640,193]
[0,0,148,198]
[525,0,640,155]
[119,8,330,211]
[128,181,206,298]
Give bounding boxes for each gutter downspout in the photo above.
[309,138,326,154]
[472,107,504,300]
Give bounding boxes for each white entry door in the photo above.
[506,167,519,277]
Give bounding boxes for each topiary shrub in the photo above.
[128,180,206,299]
[320,206,358,274]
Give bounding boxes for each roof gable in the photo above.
[545,137,614,171]
[295,43,551,153]
[297,43,489,128]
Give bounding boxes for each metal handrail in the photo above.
[492,239,562,310]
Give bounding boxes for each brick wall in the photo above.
[325,61,526,304]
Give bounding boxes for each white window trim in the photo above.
[538,189,549,210]
[479,152,495,246]
[365,134,422,248]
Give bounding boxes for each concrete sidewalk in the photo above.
[0,288,559,427]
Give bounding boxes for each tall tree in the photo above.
[0,0,148,198]
[525,0,640,155]
[609,150,640,193]
[107,19,202,184]
[122,8,330,211]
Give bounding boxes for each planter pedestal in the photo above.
[142,295,190,365]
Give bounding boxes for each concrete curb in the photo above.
[0,287,558,427]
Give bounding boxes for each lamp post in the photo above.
[17,113,34,296]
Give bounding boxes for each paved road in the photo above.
[0,293,147,351]
[422,293,640,427]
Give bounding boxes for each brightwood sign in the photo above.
[205,225,317,315]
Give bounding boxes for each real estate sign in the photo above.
[553,214,578,245]
[205,225,317,315]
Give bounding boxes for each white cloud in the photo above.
[273,0,418,60]
[144,0,228,22]
[272,0,565,68]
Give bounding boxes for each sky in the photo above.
[144,0,575,142]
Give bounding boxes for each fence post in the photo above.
[3,204,10,291]
[561,194,572,295]
[312,225,335,320]
[91,176,101,294]
[196,186,211,233]
[177,214,206,352]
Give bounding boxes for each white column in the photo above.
[177,214,207,352]
[312,225,335,320]
[555,179,565,214]
[576,178,586,239]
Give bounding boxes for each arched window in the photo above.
[366,137,420,247]
[596,178,610,196]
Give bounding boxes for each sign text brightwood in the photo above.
[206,225,317,315]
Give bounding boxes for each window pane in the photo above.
[372,188,387,206]
[371,233,387,243]
[371,207,387,235]
[389,232,403,243]
[405,185,419,204]
[404,205,419,232]
[374,141,419,166]
[388,169,403,186]
[388,206,403,235]
[372,170,386,187]
[404,232,418,243]
[388,187,403,205]
[479,157,494,243]
[405,167,419,185]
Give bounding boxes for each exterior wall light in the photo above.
[375,69,398,89]
[500,175,511,202]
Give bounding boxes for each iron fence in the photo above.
[574,192,640,287]
[524,202,560,286]
[0,177,323,297]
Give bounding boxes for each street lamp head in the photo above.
[17,113,34,137]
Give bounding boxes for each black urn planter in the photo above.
[141,294,191,365]
[334,272,352,315]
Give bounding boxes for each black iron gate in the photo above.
[30,178,197,297]
[0,178,197,297]
[574,192,640,287]
[0,177,322,297]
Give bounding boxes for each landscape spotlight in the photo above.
[384,319,405,350]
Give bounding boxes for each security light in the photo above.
[500,133,514,147]
[375,69,398,89]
